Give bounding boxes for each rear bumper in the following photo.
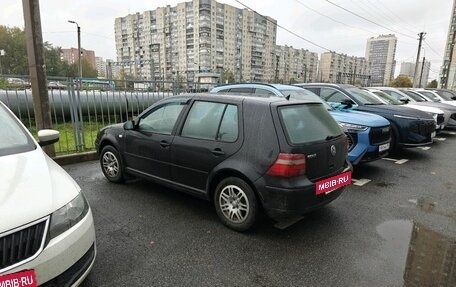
[255,164,352,220]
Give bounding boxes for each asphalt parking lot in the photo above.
[65,132,456,287]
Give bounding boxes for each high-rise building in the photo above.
[114,0,277,83]
[400,61,430,88]
[274,45,318,84]
[61,48,96,70]
[365,34,397,86]
[440,0,456,89]
[95,57,106,78]
[319,51,371,86]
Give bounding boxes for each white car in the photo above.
[0,101,96,286]
[367,88,446,131]
[414,89,456,107]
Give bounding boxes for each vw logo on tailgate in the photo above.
[330,145,336,156]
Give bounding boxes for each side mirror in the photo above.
[399,97,410,103]
[451,96,456,100]
[123,120,135,130]
[340,99,354,108]
[38,129,59,146]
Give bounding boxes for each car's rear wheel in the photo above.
[100,145,124,183]
[214,177,259,231]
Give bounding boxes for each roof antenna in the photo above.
[285,94,291,101]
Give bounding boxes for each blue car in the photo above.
[210,83,391,164]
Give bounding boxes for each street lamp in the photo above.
[68,20,82,79]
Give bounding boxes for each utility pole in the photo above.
[22,0,55,156]
[419,56,426,88]
[413,32,426,88]
[444,30,456,89]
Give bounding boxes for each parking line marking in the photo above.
[352,178,371,186]
[433,137,446,141]
[382,158,409,164]
[417,146,431,151]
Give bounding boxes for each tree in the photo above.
[0,25,28,75]
[427,79,438,88]
[220,69,235,84]
[391,75,413,88]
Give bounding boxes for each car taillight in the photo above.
[267,153,306,177]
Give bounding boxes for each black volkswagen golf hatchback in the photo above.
[95,94,352,231]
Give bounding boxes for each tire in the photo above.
[100,145,124,183]
[214,177,259,232]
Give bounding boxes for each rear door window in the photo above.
[181,101,238,142]
[278,103,343,144]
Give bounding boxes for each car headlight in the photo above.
[49,192,89,240]
[393,114,420,120]
[338,122,368,132]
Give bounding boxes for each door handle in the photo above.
[160,140,170,148]
[212,148,225,156]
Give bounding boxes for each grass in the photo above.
[25,120,108,155]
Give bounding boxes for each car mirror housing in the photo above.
[340,99,354,108]
[38,129,60,146]
[123,120,135,130]
[400,97,410,104]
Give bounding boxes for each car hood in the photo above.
[0,148,80,233]
[357,104,434,119]
[330,109,390,127]
[412,102,456,112]
[405,104,443,114]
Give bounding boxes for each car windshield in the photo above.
[418,91,441,102]
[279,103,343,144]
[279,89,333,110]
[372,91,403,105]
[0,103,36,156]
[402,90,425,102]
[435,90,456,100]
[346,87,385,105]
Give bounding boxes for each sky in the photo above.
[0,0,453,80]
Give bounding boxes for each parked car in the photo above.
[413,89,456,107]
[0,101,96,285]
[426,88,456,101]
[399,89,456,129]
[48,81,67,90]
[95,94,352,231]
[366,88,446,131]
[296,83,436,151]
[211,83,391,164]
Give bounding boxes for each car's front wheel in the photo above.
[100,145,124,183]
[214,177,259,231]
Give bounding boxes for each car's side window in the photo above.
[254,88,276,97]
[138,102,185,134]
[181,101,238,142]
[227,87,254,94]
[304,87,320,95]
[217,104,238,142]
[320,88,349,103]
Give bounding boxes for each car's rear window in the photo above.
[278,103,343,144]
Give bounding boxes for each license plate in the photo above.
[431,131,436,138]
[315,171,352,195]
[379,143,390,152]
[0,270,37,287]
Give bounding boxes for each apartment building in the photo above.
[274,45,318,84]
[441,0,456,89]
[95,57,106,78]
[114,0,277,83]
[365,34,397,86]
[61,48,96,70]
[319,51,370,86]
[400,61,430,88]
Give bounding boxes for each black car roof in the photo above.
[175,93,321,105]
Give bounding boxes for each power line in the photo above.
[294,0,416,47]
[363,0,418,35]
[424,40,444,59]
[234,0,331,52]
[325,0,416,40]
